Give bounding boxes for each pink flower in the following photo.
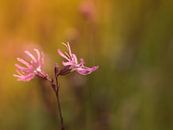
[13,49,47,81]
[79,0,96,21]
[57,42,98,75]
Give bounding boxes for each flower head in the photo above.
[79,0,96,22]
[13,48,47,81]
[57,42,98,75]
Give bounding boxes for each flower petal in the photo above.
[58,49,69,61]
[62,61,75,66]
[24,50,37,63]
[66,42,73,57]
[15,64,29,70]
[72,54,78,64]
[17,58,31,68]
[76,66,98,75]
[17,73,35,81]
[39,52,44,66]
[34,48,41,62]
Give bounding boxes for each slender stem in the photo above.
[55,87,65,130]
[54,71,65,130]
[45,67,65,130]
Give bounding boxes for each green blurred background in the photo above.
[0,0,173,130]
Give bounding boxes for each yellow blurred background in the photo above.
[0,0,173,130]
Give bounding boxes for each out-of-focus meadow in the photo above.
[0,0,173,130]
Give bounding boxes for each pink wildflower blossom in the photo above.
[57,42,98,75]
[13,49,47,81]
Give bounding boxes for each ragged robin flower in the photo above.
[13,48,48,81]
[57,42,98,75]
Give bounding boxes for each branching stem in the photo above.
[47,71,65,130]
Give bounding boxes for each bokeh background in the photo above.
[0,0,173,130]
